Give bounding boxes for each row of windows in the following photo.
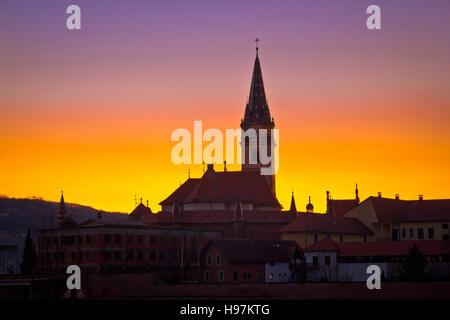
[313,234,367,243]
[46,235,92,246]
[206,254,221,265]
[43,251,93,263]
[103,250,192,262]
[46,234,200,247]
[338,255,450,263]
[392,225,449,241]
[103,234,198,246]
[203,270,262,282]
[312,255,332,265]
[268,272,292,280]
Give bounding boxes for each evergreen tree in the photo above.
[399,244,427,282]
[21,228,37,275]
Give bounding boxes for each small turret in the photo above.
[306,196,314,213]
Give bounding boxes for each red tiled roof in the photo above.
[304,237,339,252]
[206,239,301,263]
[305,238,450,257]
[367,197,450,223]
[279,214,373,235]
[129,203,152,221]
[159,170,281,208]
[145,210,290,224]
[328,199,359,217]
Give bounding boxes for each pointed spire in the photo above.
[57,190,66,227]
[288,190,298,220]
[289,190,297,214]
[232,193,245,222]
[242,40,272,125]
[355,183,360,203]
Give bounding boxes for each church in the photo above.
[130,45,298,240]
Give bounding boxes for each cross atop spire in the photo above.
[255,38,259,56]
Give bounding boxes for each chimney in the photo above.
[378,192,382,198]
[395,194,400,200]
[419,194,423,201]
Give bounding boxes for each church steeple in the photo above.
[57,191,66,227]
[240,39,276,195]
[289,191,298,220]
[289,191,297,214]
[242,39,272,126]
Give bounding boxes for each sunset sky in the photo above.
[1,0,450,213]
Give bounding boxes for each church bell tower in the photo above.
[240,39,276,195]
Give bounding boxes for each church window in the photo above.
[207,254,212,265]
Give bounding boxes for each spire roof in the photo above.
[289,191,297,214]
[306,196,314,212]
[242,46,272,125]
[57,191,66,226]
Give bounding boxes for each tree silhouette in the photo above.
[399,244,427,282]
[21,228,37,275]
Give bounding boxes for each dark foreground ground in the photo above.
[1,273,450,300]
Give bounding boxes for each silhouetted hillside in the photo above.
[0,196,128,235]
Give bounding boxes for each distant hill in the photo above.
[0,196,128,236]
